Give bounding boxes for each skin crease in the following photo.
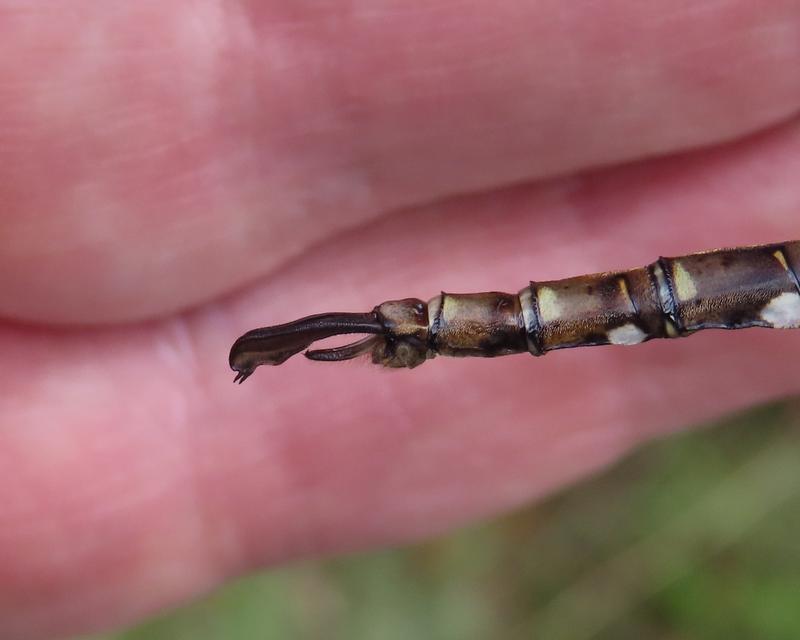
[0,1,799,639]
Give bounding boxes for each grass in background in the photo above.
[94,402,800,640]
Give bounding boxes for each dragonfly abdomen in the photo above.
[229,241,800,380]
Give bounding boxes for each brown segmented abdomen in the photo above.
[229,241,800,381]
[518,242,800,355]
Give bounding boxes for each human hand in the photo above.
[1,1,799,638]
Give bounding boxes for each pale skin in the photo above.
[1,1,800,638]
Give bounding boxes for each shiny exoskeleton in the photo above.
[230,241,800,382]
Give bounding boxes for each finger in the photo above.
[1,0,799,323]
[1,118,799,639]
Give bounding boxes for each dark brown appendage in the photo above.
[228,312,383,383]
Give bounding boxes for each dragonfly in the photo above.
[229,241,800,383]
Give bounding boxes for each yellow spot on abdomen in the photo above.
[774,249,790,271]
[672,262,698,300]
[617,277,632,305]
[537,287,562,323]
[664,320,680,338]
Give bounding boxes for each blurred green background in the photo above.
[91,402,800,640]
